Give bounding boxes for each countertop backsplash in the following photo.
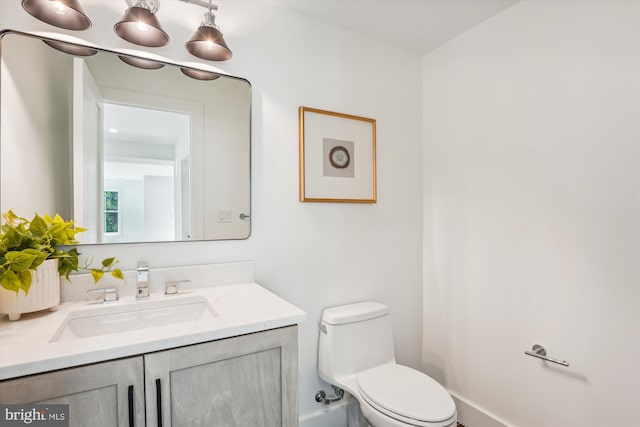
[60,261,255,303]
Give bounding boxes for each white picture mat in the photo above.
[303,111,374,200]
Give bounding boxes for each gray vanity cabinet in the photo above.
[0,326,298,427]
[0,356,145,427]
[145,325,298,427]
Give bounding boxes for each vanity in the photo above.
[0,26,296,426]
[0,262,306,427]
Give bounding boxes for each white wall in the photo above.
[144,175,175,241]
[1,35,72,218]
[422,1,639,426]
[0,1,423,424]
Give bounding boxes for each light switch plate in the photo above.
[218,210,232,223]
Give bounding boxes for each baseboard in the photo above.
[299,390,510,427]
[300,401,348,427]
[450,391,511,427]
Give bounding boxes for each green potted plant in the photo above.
[0,210,123,320]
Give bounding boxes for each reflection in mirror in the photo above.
[101,103,189,243]
[181,68,220,81]
[43,39,97,57]
[0,31,251,244]
[118,55,165,70]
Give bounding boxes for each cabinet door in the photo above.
[0,356,145,427]
[145,326,298,427]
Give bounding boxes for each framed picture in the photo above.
[298,106,377,203]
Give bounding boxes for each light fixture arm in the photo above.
[177,0,218,11]
[126,0,159,13]
[133,1,151,10]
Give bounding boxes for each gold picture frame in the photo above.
[298,106,377,203]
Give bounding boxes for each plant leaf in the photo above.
[0,269,19,293]
[2,269,21,293]
[111,269,124,280]
[57,248,79,281]
[21,248,47,267]
[5,251,37,272]
[2,210,23,227]
[90,269,104,284]
[28,214,47,238]
[2,227,23,249]
[102,257,116,268]
[18,270,32,294]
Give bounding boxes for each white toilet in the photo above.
[318,302,457,427]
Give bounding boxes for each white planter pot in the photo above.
[0,259,60,321]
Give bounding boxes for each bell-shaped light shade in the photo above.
[185,10,232,61]
[180,67,220,81]
[43,39,97,56]
[119,55,165,70]
[22,0,91,31]
[114,6,169,47]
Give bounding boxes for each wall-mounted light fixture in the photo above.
[22,0,232,62]
[185,1,232,61]
[114,0,169,47]
[21,0,92,31]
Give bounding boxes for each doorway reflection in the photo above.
[102,103,190,243]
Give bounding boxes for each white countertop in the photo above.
[0,282,306,380]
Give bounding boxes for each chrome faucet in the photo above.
[136,261,150,299]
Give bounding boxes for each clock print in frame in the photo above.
[323,139,354,178]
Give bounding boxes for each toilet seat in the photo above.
[356,364,456,426]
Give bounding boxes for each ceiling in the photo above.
[103,103,189,147]
[270,0,519,55]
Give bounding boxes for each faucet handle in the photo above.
[165,280,190,296]
[136,260,150,299]
[137,261,148,270]
[88,287,118,303]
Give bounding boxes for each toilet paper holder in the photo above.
[524,344,570,367]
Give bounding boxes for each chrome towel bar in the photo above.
[524,344,569,367]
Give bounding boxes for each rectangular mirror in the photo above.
[0,30,251,244]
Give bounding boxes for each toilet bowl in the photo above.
[318,302,456,427]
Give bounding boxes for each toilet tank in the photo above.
[318,302,395,385]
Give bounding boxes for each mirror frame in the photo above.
[0,29,252,244]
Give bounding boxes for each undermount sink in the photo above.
[50,295,217,342]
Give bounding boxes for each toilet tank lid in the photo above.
[322,302,388,325]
